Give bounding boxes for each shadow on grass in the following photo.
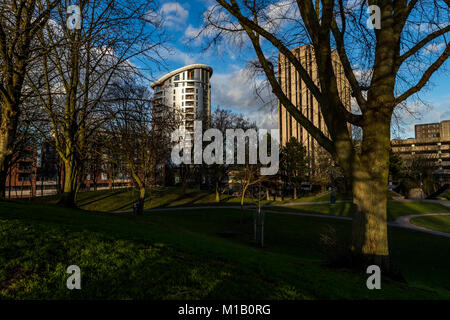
[77,190,127,207]
[328,203,353,217]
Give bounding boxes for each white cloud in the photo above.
[166,47,198,65]
[211,68,277,129]
[160,2,189,28]
[424,43,445,53]
[262,0,300,32]
[184,24,204,45]
[248,109,278,130]
[212,69,259,109]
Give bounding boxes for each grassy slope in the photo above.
[269,201,450,221]
[37,187,392,213]
[410,215,450,234]
[1,201,450,299]
[443,191,450,201]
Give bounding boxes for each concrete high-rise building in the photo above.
[277,45,351,172]
[415,120,450,140]
[151,64,213,141]
[391,119,450,183]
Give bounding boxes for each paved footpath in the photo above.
[265,210,450,238]
[137,200,450,238]
[116,200,450,238]
[391,199,450,207]
[391,213,450,238]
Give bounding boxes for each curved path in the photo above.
[135,203,450,238]
[391,213,450,238]
[264,210,450,238]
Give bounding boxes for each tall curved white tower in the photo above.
[151,64,213,140]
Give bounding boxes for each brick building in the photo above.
[391,120,450,184]
[6,144,132,198]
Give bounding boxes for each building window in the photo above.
[18,173,31,182]
[173,89,175,94]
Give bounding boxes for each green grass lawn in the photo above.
[268,201,450,221]
[30,188,404,214]
[32,187,353,212]
[410,215,450,234]
[443,190,450,201]
[1,200,450,299]
[70,187,402,212]
[74,187,253,211]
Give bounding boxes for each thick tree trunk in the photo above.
[137,186,145,215]
[0,167,7,199]
[215,181,220,202]
[240,184,249,224]
[266,188,270,200]
[351,115,391,270]
[0,104,18,199]
[59,159,78,207]
[293,187,297,199]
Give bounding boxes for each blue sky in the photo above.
[148,0,450,139]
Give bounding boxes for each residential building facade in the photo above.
[277,45,352,175]
[392,120,450,183]
[5,146,38,198]
[151,64,213,142]
[5,144,132,199]
[415,120,450,140]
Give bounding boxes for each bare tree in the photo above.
[208,108,258,202]
[104,78,179,215]
[201,0,450,269]
[0,0,59,198]
[26,0,166,206]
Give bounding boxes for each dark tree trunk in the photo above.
[351,113,391,270]
[0,168,7,200]
[215,181,220,202]
[137,187,145,215]
[240,184,249,224]
[59,159,78,207]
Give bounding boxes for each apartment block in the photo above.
[277,45,351,172]
[5,143,132,198]
[5,146,38,198]
[151,64,212,142]
[415,120,450,140]
[391,120,450,183]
